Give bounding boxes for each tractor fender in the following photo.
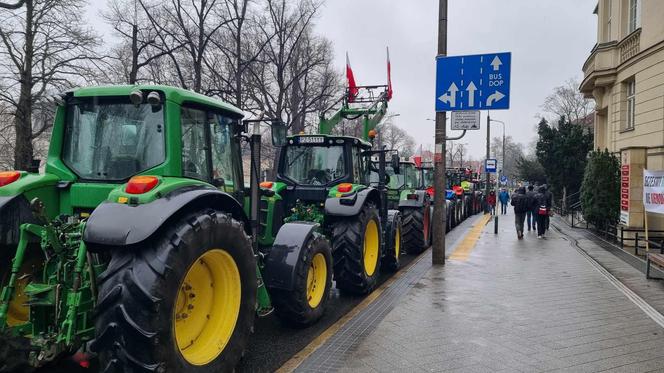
[324,188,381,217]
[0,195,37,246]
[262,221,321,291]
[83,186,250,248]
[398,190,428,209]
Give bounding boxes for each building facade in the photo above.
[581,0,664,233]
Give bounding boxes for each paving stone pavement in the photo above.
[317,212,664,373]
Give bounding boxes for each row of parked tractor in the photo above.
[0,84,483,373]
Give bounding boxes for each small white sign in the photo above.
[485,158,497,173]
[620,211,629,225]
[451,111,481,130]
[643,169,664,215]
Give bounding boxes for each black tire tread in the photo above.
[330,203,381,295]
[401,208,426,255]
[91,209,256,373]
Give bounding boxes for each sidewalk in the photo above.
[293,211,664,373]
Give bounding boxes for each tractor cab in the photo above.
[276,134,372,206]
[371,160,420,209]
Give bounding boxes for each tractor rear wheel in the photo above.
[92,209,256,373]
[401,207,428,255]
[270,232,332,327]
[331,203,381,295]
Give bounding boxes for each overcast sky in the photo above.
[88,1,598,159]
[316,0,598,159]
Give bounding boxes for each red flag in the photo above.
[386,47,393,100]
[346,52,358,103]
[413,144,423,167]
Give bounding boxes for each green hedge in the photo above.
[581,149,620,228]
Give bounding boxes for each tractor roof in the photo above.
[287,134,372,148]
[72,85,244,117]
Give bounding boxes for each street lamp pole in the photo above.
[488,117,505,234]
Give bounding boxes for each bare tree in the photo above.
[102,0,183,84]
[245,0,337,130]
[137,0,233,93]
[542,77,595,124]
[490,135,525,181]
[375,121,416,158]
[0,0,101,169]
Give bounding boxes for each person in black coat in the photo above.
[525,185,538,232]
[510,187,529,239]
[535,186,548,238]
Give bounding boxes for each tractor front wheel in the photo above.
[331,203,381,294]
[382,212,402,272]
[92,209,256,373]
[270,232,332,327]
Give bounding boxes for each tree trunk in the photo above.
[129,23,139,84]
[13,0,34,170]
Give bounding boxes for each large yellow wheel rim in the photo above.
[4,257,38,327]
[6,276,30,326]
[394,226,401,259]
[174,249,241,366]
[363,220,379,276]
[306,253,327,308]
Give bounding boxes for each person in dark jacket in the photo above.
[510,187,529,239]
[526,185,538,232]
[535,186,548,238]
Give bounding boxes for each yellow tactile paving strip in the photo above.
[449,214,492,261]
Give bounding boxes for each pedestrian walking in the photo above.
[543,184,553,231]
[535,186,548,238]
[510,187,529,239]
[487,190,496,215]
[499,188,510,215]
[526,185,538,232]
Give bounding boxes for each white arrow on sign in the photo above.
[438,82,459,108]
[466,81,477,107]
[486,90,505,107]
[490,56,502,71]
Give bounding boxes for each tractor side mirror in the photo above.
[391,154,400,174]
[271,120,287,147]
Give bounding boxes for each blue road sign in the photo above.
[435,52,511,112]
[485,159,497,173]
[500,175,508,183]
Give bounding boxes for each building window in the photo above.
[626,80,636,129]
[628,0,641,33]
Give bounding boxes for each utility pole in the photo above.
[432,0,447,265]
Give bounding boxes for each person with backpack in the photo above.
[526,185,538,232]
[542,184,553,231]
[535,185,549,238]
[510,187,530,239]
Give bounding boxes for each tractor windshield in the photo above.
[421,168,434,188]
[62,98,166,181]
[282,145,346,185]
[388,163,419,190]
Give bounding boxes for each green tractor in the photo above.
[0,85,334,372]
[376,159,432,255]
[257,82,403,292]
